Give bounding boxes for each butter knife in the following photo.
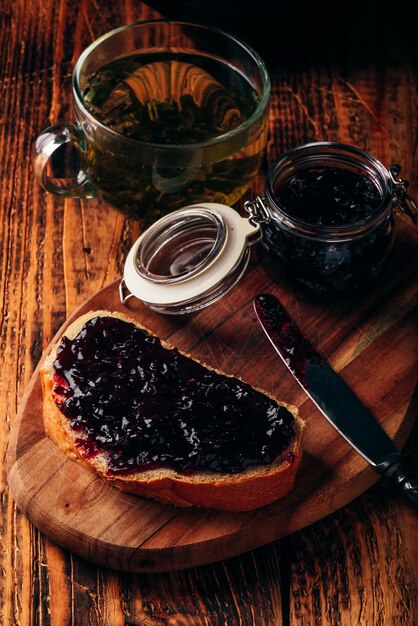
[254,293,418,509]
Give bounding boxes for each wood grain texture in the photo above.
[285,425,418,626]
[7,244,418,572]
[1,0,418,623]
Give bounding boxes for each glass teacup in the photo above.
[32,20,270,224]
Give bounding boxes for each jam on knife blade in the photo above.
[253,292,401,466]
[253,293,321,387]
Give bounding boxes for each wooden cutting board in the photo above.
[7,219,418,572]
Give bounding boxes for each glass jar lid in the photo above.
[121,203,260,314]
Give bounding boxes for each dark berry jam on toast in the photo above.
[52,316,296,475]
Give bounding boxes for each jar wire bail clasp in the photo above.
[119,278,135,304]
[244,196,270,227]
[389,164,418,224]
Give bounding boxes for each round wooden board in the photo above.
[7,224,418,572]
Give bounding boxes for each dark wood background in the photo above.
[1,0,418,623]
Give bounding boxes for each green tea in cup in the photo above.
[33,21,270,224]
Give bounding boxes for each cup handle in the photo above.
[32,123,97,198]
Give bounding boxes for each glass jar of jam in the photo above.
[121,142,417,313]
[246,142,418,293]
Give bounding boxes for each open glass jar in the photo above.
[252,142,418,293]
[121,142,418,313]
[121,202,260,314]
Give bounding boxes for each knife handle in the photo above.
[382,460,418,510]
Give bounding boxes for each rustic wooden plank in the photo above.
[117,543,283,625]
[284,480,418,626]
[282,413,418,626]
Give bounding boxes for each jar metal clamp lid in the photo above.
[120,202,261,315]
[120,143,418,312]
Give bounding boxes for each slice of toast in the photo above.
[41,310,304,511]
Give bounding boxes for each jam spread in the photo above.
[52,316,296,475]
[274,166,383,225]
[254,294,320,387]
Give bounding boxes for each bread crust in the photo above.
[41,310,304,511]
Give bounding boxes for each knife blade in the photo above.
[254,292,418,509]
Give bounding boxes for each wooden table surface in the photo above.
[1,0,418,623]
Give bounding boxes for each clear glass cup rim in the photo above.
[72,19,271,151]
